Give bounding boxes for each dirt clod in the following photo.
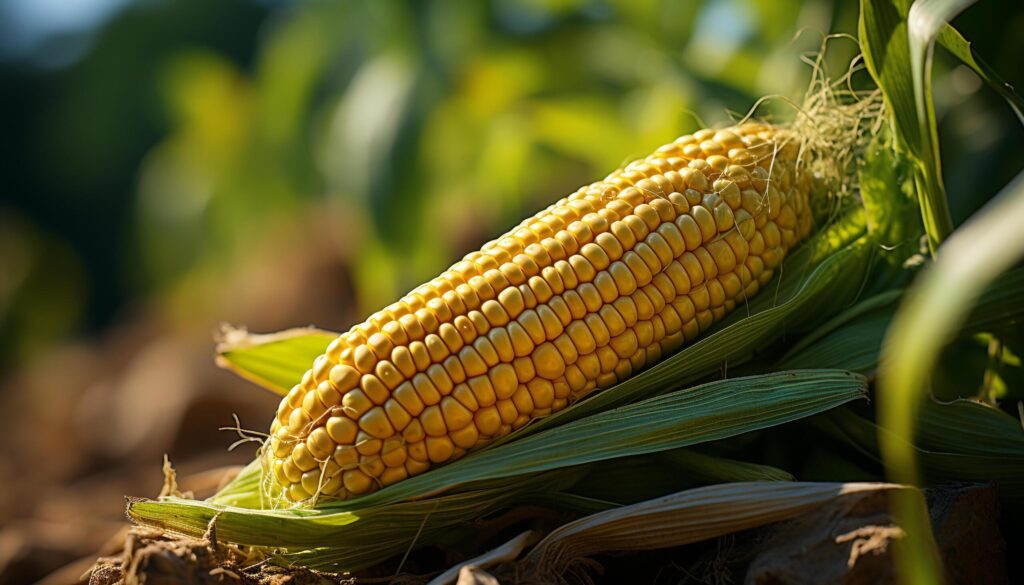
[86,529,345,585]
[744,484,1006,585]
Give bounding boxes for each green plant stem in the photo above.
[912,171,953,255]
[908,0,974,253]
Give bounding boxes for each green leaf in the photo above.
[860,0,923,159]
[215,327,337,395]
[958,268,1024,336]
[934,25,1024,124]
[859,0,954,253]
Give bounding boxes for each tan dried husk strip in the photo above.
[515,482,915,584]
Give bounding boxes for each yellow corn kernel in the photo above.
[381,466,408,486]
[474,406,502,436]
[426,436,455,463]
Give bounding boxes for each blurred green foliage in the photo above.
[1,0,1021,369]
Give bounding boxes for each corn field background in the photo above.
[0,0,1022,584]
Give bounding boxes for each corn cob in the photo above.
[267,123,813,501]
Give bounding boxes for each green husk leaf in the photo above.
[130,369,865,571]
[134,471,583,572]
[658,448,796,483]
[915,397,1024,458]
[215,327,337,395]
[309,370,865,509]
[567,448,794,506]
[776,290,900,374]
[778,268,1024,373]
[822,404,1024,507]
[565,455,697,506]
